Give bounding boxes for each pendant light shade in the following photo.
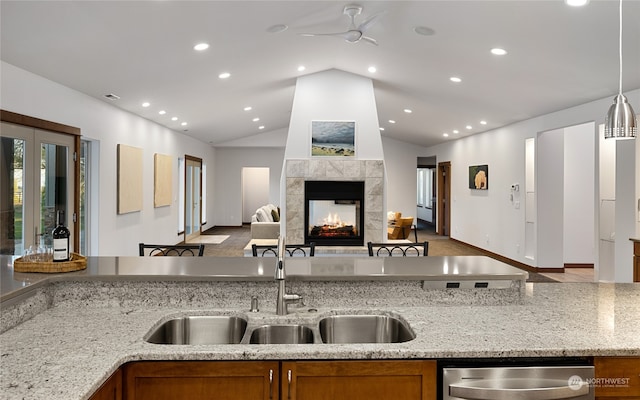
[604,94,637,139]
[605,0,637,139]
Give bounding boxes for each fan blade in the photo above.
[361,35,378,46]
[357,10,386,33]
[300,31,349,38]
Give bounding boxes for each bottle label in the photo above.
[53,238,69,261]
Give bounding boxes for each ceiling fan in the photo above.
[300,4,386,46]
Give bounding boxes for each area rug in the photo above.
[187,235,229,244]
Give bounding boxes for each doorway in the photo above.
[437,161,451,236]
[184,156,202,243]
[242,167,269,223]
[1,121,77,255]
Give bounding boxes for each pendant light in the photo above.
[604,0,637,139]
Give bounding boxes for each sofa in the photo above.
[250,204,280,239]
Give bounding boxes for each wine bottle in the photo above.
[52,210,70,262]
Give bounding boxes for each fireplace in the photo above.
[304,181,364,246]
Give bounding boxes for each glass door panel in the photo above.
[1,135,28,255]
[0,122,75,255]
[185,157,202,242]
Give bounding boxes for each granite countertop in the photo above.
[1,255,528,302]
[0,256,639,400]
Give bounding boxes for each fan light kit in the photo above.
[301,4,386,46]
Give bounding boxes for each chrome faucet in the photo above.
[275,235,302,315]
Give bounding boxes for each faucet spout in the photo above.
[275,236,302,315]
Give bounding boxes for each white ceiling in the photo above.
[2,1,639,147]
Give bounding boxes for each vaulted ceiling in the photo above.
[2,1,639,147]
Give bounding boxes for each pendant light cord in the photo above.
[618,0,623,95]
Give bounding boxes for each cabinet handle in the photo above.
[287,369,292,399]
[269,369,273,399]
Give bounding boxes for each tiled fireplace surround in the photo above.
[285,159,385,245]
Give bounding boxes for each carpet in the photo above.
[187,235,229,244]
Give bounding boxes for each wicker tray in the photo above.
[13,253,87,273]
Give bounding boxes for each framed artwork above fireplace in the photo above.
[310,120,355,157]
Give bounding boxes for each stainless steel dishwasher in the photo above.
[443,365,594,400]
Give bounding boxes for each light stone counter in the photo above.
[1,256,639,400]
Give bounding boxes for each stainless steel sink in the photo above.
[249,324,315,344]
[146,315,248,345]
[319,315,415,344]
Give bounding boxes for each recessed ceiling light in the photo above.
[450,77,462,83]
[404,109,412,114]
[244,106,252,111]
[298,65,306,72]
[379,127,385,131]
[368,66,377,73]
[443,133,449,137]
[252,117,260,122]
[480,120,487,125]
[158,110,166,115]
[193,43,209,51]
[218,72,231,79]
[565,0,589,6]
[491,48,508,56]
[389,120,396,124]
[142,102,150,107]
[181,122,188,126]
[466,125,473,130]
[266,24,288,33]
[258,125,265,130]
[453,130,459,134]
[413,26,436,36]
[171,117,178,121]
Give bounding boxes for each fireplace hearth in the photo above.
[305,181,364,246]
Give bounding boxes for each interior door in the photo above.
[437,161,451,236]
[184,156,202,242]
[1,122,75,255]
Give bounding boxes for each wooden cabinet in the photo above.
[120,360,436,400]
[633,241,640,283]
[89,368,122,400]
[123,361,279,400]
[281,360,437,400]
[594,357,640,399]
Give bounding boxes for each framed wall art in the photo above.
[117,144,143,214]
[311,120,355,157]
[154,153,172,207]
[469,164,489,190]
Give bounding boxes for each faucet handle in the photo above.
[250,296,259,312]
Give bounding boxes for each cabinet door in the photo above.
[90,368,122,400]
[123,361,279,400]
[281,360,436,400]
[594,357,640,399]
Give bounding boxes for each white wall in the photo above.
[213,147,284,226]
[563,122,595,265]
[1,61,216,256]
[423,88,640,275]
[382,136,421,220]
[537,128,564,269]
[284,69,384,160]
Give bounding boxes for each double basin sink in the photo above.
[146,314,415,345]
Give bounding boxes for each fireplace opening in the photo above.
[304,181,364,246]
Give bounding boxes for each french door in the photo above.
[1,121,76,256]
[184,156,202,242]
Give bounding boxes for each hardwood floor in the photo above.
[540,268,594,283]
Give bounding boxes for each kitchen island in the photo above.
[0,255,639,399]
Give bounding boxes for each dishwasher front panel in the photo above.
[443,366,595,400]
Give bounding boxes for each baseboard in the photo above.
[564,263,594,269]
[449,238,565,273]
